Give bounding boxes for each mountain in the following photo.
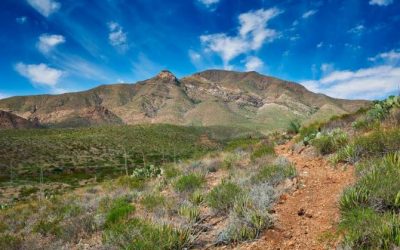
[0,70,370,133]
[0,110,39,129]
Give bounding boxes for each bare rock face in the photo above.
[0,110,39,129]
[156,70,178,83]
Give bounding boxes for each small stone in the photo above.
[297,208,305,216]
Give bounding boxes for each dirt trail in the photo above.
[239,141,355,250]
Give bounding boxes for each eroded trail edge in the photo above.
[241,141,355,250]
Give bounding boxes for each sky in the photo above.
[0,0,399,100]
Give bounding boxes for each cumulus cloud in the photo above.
[108,22,128,52]
[14,63,64,87]
[245,56,263,71]
[27,0,61,17]
[369,0,394,6]
[16,16,27,24]
[302,9,317,19]
[37,34,65,54]
[198,0,220,8]
[368,49,400,64]
[301,65,400,100]
[200,8,282,68]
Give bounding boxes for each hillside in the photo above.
[0,70,370,133]
[0,110,39,129]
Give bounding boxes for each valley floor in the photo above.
[238,141,354,250]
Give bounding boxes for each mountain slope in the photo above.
[0,70,370,132]
[0,110,39,129]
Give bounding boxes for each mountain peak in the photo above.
[156,70,177,82]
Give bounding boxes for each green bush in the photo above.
[217,196,273,244]
[132,164,162,179]
[342,153,400,212]
[162,165,181,179]
[298,123,320,144]
[250,144,275,161]
[353,128,400,158]
[330,144,360,165]
[287,120,301,134]
[0,234,22,250]
[340,208,400,249]
[178,204,201,223]
[140,194,166,212]
[225,138,260,151]
[252,164,296,185]
[311,129,348,155]
[207,181,243,213]
[189,190,204,205]
[105,198,135,227]
[174,173,205,193]
[103,218,192,249]
[116,176,146,190]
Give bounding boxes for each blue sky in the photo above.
[0,0,399,100]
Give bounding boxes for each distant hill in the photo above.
[0,70,370,133]
[0,110,39,129]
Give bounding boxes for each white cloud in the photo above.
[369,0,393,6]
[0,93,10,100]
[108,22,128,52]
[200,8,282,68]
[14,63,64,87]
[27,0,60,17]
[368,49,400,63]
[189,50,202,65]
[320,63,334,75]
[16,16,27,24]
[198,0,220,8]
[245,56,263,71]
[301,65,400,99]
[316,42,323,48]
[302,9,317,19]
[348,24,365,35]
[37,34,65,54]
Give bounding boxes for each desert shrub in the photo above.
[248,182,277,211]
[330,144,361,165]
[178,203,201,223]
[207,181,243,213]
[189,190,204,205]
[0,234,22,250]
[252,164,296,185]
[298,123,320,144]
[19,186,39,198]
[222,153,239,169]
[287,120,301,134]
[340,208,400,250]
[217,195,273,244]
[162,165,181,179]
[250,144,275,161]
[33,219,61,236]
[174,173,205,193]
[353,128,400,158]
[225,138,260,151]
[116,176,146,190]
[105,198,135,227]
[131,164,162,179]
[140,193,166,212]
[311,129,348,155]
[103,218,192,249]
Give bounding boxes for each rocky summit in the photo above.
[0,70,370,132]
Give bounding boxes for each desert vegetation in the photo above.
[0,124,297,249]
[290,95,400,249]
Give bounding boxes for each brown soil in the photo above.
[238,141,355,250]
